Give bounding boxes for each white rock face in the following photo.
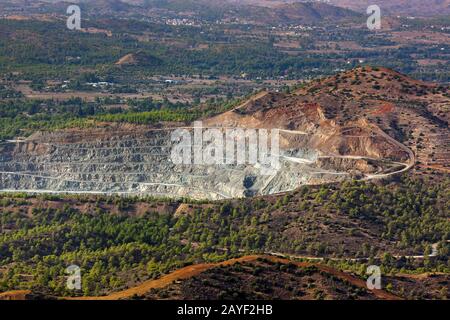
[0,128,354,200]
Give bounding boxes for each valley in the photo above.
[0,0,448,304]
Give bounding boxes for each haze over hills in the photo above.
[243,1,360,25]
[215,0,450,17]
[3,0,450,18]
[2,0,361,24]
[329,0,450,17]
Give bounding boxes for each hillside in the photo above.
[206,67,449,174]
[133,256,449,300]
[297,67,449,172]
[330,0,450,17]
[240,2,361,25]
[0,176,448,297]
[2,255,448,300]
[5,0,361,25]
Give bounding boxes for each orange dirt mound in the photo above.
[0,290,32,301]
[372,103,395,115]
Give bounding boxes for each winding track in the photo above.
[266,241,444,263]
[364,122,416,179]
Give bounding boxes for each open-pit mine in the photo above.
[0,115,412,201]
[3,68,440,200]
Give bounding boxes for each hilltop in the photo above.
[115,51,162,66]
[299,67,449,172]
[206,67,449,174]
